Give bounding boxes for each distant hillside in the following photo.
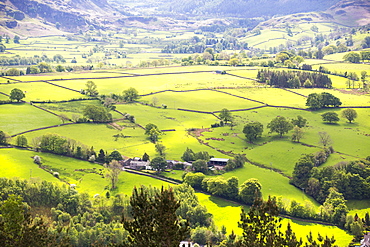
[113,0,342,18]
[326,0,370,26]
[256,0,370,29]
[0,0,124,36]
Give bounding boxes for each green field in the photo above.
[0,103,61,135]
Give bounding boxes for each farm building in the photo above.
[208,158,229,166]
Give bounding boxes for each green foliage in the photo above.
[182,147,195,162]
[267,116,293,138]
[15,135,27,147]
[85,81,98,96]
[238,196,302,247]
[219,108,233,124]
[0,130,9,145]
[291,126,304,143]
[0,195,64,247]
[258,69,332,88]
[9,88,25,102]
[239,178,262,205]
[291,115,307,128]
[343,52,360,63]
[321,112,339,124]
[144,123,161,143]
[106,160,122,189]
[341,108,357,123]
[291,154,315,189]
[123,87,140,102]
[192,159,208,173]
[243,122,263,142]
[155,143,166,157]
[150,156,167,173]
[306,92,341,110]
[184,172,206,189]
[106,150,123,163]
[123,186,189,247]
[83,104,112,122]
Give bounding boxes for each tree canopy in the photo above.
[342,108,357,123]
[83,105,112,122]
[243,122,263,142]
[123,87,140,102]
[9,88,25,102]
[267,116,293,138]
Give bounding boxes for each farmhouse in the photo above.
[122,157,151,170]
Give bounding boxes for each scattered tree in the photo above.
[123,87,139,102]
[318,132,332,147]
[341,108,357,123]
[145,123,161,143]
[218,108,233,124]
[267,116,293,138]
[9,88,25,102]
[321,112,339,124]
[105,160,121,190]
[291,126,304,143]
[155,143,166,157]
[243,122,263,142]
[85,81,98,96]
[291,115,307,128]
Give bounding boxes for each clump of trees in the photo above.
[257,69,332,88]
[83,104,112,122]
[306,92,342,110]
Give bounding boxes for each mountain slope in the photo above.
[115,0,343,18]
[326,0,370,26]
[0,0,124,36]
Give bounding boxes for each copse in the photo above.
[306,92,341,110]
[257,69,332,88]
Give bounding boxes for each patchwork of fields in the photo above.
[1,64,369,245]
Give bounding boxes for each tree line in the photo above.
[257,69,332,88]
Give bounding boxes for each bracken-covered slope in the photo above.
[0,0,124,36]
[256,0,370,29]
[117,0,342,18]
[326,0,370,26]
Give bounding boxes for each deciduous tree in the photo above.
[267,116,293,138]
[321,112,339,124]
[341,108,357,123]
[243,122,263,142]
[239,178,262,205]
[219,108,233,124]
[9,88,25,102]
[85,81,98,96]
[123,87,139,102]
[105,160,121,190]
